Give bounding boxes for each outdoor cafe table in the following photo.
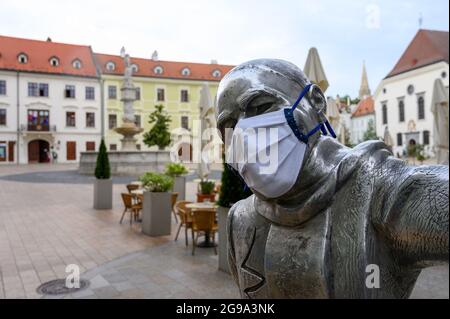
[186,202,218,248]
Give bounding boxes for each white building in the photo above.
[374,29,449,158]
[0,35,102,164]
[351,96,376,144]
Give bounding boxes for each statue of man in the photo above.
[216,59,449,299]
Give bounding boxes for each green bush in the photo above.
[199,180,215,195]
[143,104,171,150]
[217,159,252,208]
[165,163,188,177]
[94,139,111,179]
[139,172,174,192]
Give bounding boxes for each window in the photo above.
[397,133,402,146]
[135,114,141,128]
[154,66,163,74]
[65,85,76,98]
[382,103,387,125]
[108,86,117,99]
[86,112,95,128]
[106,61,116,71]
[398,100,405,122]
[66,112,76,127]
[407,84,414,95]
[0,145,5,162]
[86,141,96,151]
[180,90,189,102]
[157,88,165,101]
[110,144,117,151]
[0,109,6,125]
[423,130,430,145]
[0,80,6,95]
[135,87,141,100]
[181,67,190,76]
[108,114,117,129]
[181,116,189,129]
[136,144,141,151]
[27,110,49,131]
[85,86,95,100]
[442,71,447,79]
[49,57,59,67]
[418,96,425,120]
[212,69,221,78]
[18,53,28,64]
[72,59,82,69]
[28,83,48,97]
[131,64,139,73]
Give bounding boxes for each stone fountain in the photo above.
[79,48,170,176]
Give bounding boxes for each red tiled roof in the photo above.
[95,53,234,81]
[386,29,449,78]
[0,35,98,77]
[352,96,374,117]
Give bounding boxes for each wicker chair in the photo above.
[191,209,218,256]
[126,184,140,193]
[174,200,193,246]
[171,192,179,223]
[120,193,141,225]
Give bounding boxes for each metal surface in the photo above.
[216,59,449,299]
[36,279,90,295]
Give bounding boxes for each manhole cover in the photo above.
[36,279,90,295]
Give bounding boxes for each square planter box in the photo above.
[93,178,113,210]
[141,191,172,237]
[218,206,231,273]
[173,176,186,200]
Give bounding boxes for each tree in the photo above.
[362,119,378,141]
[143,104,171,150]
[217,155,253,208]
[343,126,354,148]
[94,139,111,179]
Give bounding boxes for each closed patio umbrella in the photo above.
[431,78,449,164]
[383,126,394,151]
[304,47,329,92]
[197,83,214,180]
[326,96,341,133]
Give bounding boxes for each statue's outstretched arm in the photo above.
[377,164,449,268]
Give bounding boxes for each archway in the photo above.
[28,139,50,163]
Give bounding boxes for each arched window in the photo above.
[398,99,405,122]
[18,53,28,64]
[418,96,425,120]
[382,103,387,125]
[131,63,139,73]
[153,66,163,75]
[72,59,82,69]
[106,61,116,71]
[49,56,59,67]
[181,67,191,76]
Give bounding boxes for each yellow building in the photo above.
[95,53,233,156]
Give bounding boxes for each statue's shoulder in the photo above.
[228,195,258,229]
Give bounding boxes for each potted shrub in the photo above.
[217,160,252,273]
[139,172,174,236]
[93,139,112,210]
[165,163,189,200]
[197,180,216,202]
[142,104,171,150]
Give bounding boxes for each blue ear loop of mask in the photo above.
[228,83,337,192]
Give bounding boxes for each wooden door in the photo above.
[8,141,15,162]
[86,141,95,151]
[28,140,40,163]
[66,141,76,160]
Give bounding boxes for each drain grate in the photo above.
[36,279,90,295]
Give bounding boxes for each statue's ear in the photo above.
[307,84,327,114]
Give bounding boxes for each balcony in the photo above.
[20,124,56,133]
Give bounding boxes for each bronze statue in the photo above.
[216,59,449,298]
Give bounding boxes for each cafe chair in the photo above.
[171,192,179,223]
[126,184,140,193]
[120,193,141,225]
[191,209,218,256]
[174,200,193,246]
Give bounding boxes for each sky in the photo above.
[0,0,448,97]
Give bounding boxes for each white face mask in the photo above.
[225,84,336,199]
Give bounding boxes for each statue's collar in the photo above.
[254,138,389,226]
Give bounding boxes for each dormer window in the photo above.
[181,67,191,76]
[154,66,163,75]
[49,57,59,67]
[131,63,139,73]
[212,69,221,78]
[72,59,82,69]
[106,61,116,71]
[18,53,28,64]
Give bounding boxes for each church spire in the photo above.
[359,61,371,99]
